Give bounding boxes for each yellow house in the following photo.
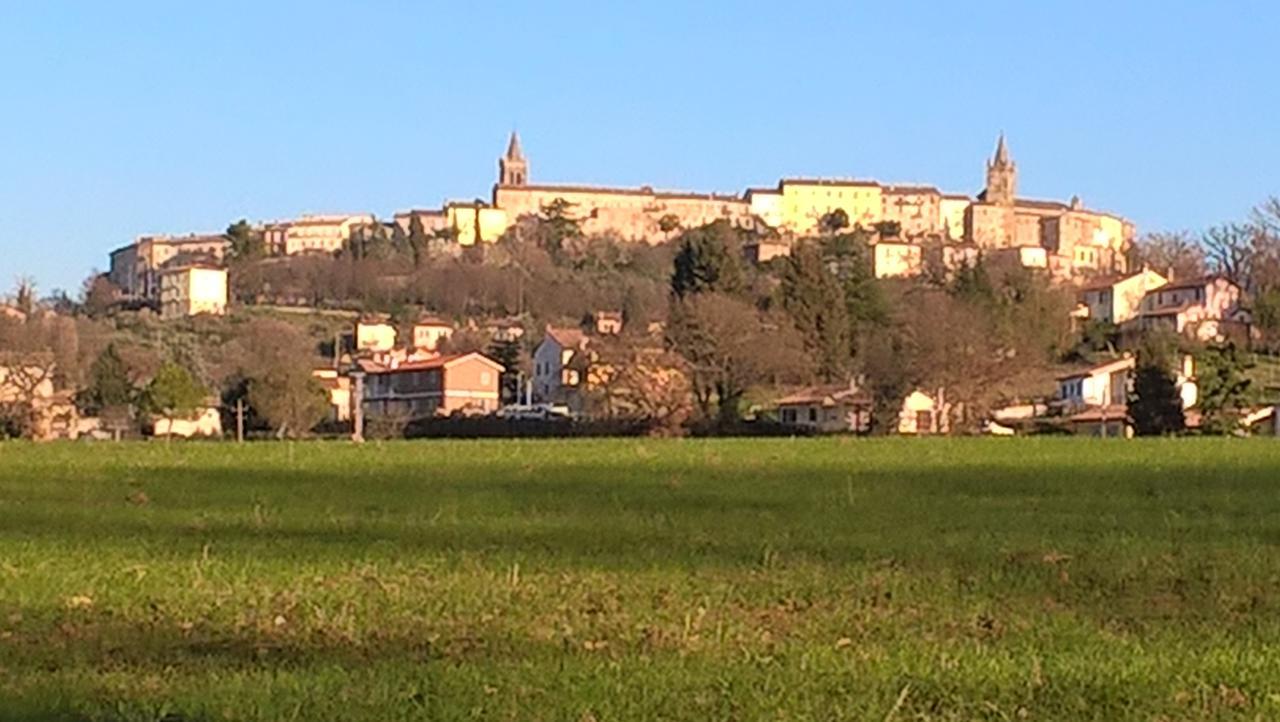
[1078,268,1168,325]
[872,241,923,278]
[158,266,228,319]
[355,318,398,353]
[444,203,510,246]
[775,179,884,234]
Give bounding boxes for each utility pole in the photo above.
[351,371,365,443]
[235,398,245,443]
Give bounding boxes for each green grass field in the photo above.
[2,438,1280,721]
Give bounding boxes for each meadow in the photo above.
[1,438,1279,721]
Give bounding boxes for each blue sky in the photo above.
[1,1,1276,293]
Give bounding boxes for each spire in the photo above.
[992,132,1011,166]
[505,131,524,161]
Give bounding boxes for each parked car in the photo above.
[495,404,573,421]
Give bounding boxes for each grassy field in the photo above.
[2,438,1280,721]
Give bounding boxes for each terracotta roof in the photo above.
[357,352,503,374]
[544,326,586,348]
[414,315,454,327]
[1077,274,1129,292]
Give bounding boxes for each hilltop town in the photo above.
[2,134,1278,441]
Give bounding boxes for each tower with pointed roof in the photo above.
[498,131,529,187]
[984,133,1017,206]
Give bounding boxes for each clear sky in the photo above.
[1,1,1276,293]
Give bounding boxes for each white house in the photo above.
[532,326,589,409]
[1137,275,1248,341]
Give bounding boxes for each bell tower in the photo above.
[984,133,1016,206]
[499,131,529,186]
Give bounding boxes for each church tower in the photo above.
[498,131,529,186]
[984,133,1017,206]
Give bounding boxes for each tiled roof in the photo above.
[544,326,586,348]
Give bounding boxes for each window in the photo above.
[782,408,796,424]
[480,371,491,385]
[808,408,818,423]
[916,410,933,433]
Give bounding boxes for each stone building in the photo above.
[108,233,230,300]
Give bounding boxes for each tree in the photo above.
[670,221,746,299]
[407,215,431,267]
[667,293,811,426]
[143,362,207,436]
[247,372,328,439]
[1203,223,1264,293]
[1128,231,1206,280]
[658,214,682,235]
[1128,360,1186,436]
[818,208,850,234]
[80,344,134,414]
[1196,343,1254,434]
[224,219,265,261]
[487,337,524,405]
[779,243,850,381]
[230,319,328,438]
[80,274,119,318]
[537,198,584,257]
[12,277,36,316]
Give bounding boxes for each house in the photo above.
[1056,354,1198,435]
[1077,268,1169,325]
[1056,356,1135,412]
[108,233,230,300]
[357,352,503,419]
[411,316,454,353]
[152,403,223,438]
[263,214,374,256]
[593,311,624,336]
[158,265,228,319]
[486,318,526,343]
[0,360,78,440]
[355,317,398,353]
[898,389,948,435]
[776,383,872,433]
[1136,275,1248,341]
[871,240,923,278]
[532,326,591,410]
[312,368,351,422]
[772,386,945,435]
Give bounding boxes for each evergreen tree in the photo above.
[1128,362,1186,436]
[224,219,264,260]
[1196,342,1254,434]
[81,343,134,414]
[670,221,745,299]
[779,243,850,381]
[407,215,430,267]
[143,362,207,436]
[487,337,523,404]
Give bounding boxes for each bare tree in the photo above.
[1129,231,1206,280]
